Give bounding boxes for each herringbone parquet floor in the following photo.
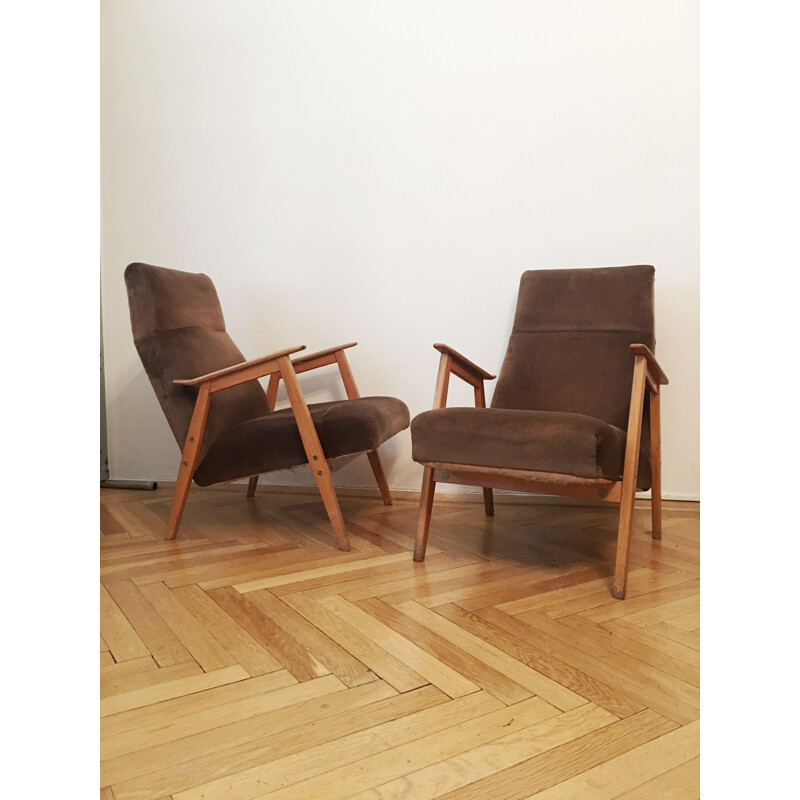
[100,483,700,800]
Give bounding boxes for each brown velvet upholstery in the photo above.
[412,408,651,489]
[411,265,656,487]
[125,262,410,486]
[195,397,409,486]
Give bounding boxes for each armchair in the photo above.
[124,263,410,548]
[411,265,668,599]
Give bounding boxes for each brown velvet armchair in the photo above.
[411,265,668,599]
[124,263,409,547]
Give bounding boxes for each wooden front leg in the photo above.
[414,466,437,561]
[279,356,350,551]
[473,383,494,517]
[612,356,648,599]
[166,384,211,539]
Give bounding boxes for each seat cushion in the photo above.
[411,407,651,489]
[194,397,410,486]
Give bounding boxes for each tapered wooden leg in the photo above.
[367,450,393,505]
[613,485,637,600]
[482,487,494,516]
[279,357,350,551]
[246,476,259,498]
[472,383,494,517]
[310,464,350,551]
[166,384,211,540]
[649,392,662,540]
[414,467,436,562]
[612,357,647,599]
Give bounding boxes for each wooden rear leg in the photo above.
[414,467,436,562]
[246,476,259,498]
[367,450,393,505]
[482,487,494,516]
[649,392,663,540]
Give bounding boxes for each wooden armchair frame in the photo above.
[168,342,392,549]
[414,342,668,599]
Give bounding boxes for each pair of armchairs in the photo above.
[124,262,667,598]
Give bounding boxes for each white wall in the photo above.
[101,0,699,499]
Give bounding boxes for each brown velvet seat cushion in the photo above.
[411,407,651,490]
[194,397,410,487]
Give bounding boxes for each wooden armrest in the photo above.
[292,342,357,371]
[630,344,669,387]
[434,343,496,383]
[173,345,306,388]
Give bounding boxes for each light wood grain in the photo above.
[99,485,699,799]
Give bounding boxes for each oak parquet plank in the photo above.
[101,671,299,762]
[106,683,412,799]
[101,661,201,699]
[271,553,468,598]
[101,504,126,535]
[245,589,376,686]
[376,560,527,606]
[350,703,619,800]
[137,582,237,672]
[100,655,158,682]
[648,621,700,651]
[100,584,151,663]
[355,596,532,704]
[172,585,283,676]
[490,608,699,724]
[206,586,328,681]
[453,565,606,611]
[105,500,170,539]
[602,617,699,671]
[171,693,539,800]
[432,603,643,718]
[430,709,678,800]
[125,543,299,587]
[577,578,700,623]
[103,579,194,667]
[281,592,429,692]
[396,601,586,712]
[101,674,349,784]
[233,552,410,593]
[101,665,249,717]
[614,755,699,799]
[257,697,561,800]
[303,553,475,600]
[320,594,481,698]
[101,670,297,742]
[118,685,456,800]
[196,548,363,591]
[520,719,700,799]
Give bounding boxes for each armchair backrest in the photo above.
[491,265,655,432]
[125,263,269,458]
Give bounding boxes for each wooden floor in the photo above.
[100,483,700,800]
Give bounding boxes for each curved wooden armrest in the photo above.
[630,344,669,388]
[173,345,306,391]
[292,342,357,371]
[434,343,496,383]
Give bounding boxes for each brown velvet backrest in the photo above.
[492,265,655,432]
[125,263,269,460]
